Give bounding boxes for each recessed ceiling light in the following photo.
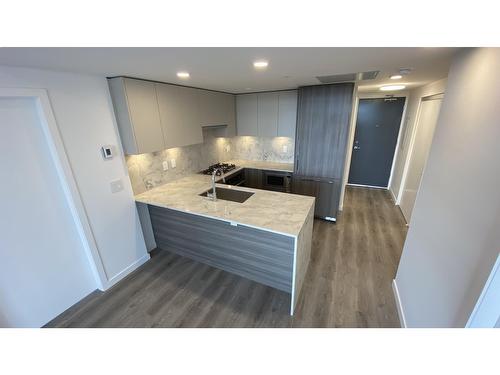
[177,71,190,79]
[390,74,403,80]
[253,60,269,69]
[380,85,406,91]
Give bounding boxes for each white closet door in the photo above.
[0,98,95,327]
[400,97,443,223]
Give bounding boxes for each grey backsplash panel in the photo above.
[126,128,295,195]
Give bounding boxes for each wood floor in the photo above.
[45,187,407,328]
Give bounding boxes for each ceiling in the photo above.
[0,47,458,93]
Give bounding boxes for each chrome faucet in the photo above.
[207,168,225,201]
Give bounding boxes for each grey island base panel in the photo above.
[148,205,313,315]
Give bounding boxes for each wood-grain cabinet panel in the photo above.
[148,205,295,292]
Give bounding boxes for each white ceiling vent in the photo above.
[316,70,379,84]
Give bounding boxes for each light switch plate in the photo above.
[162,161,169,171]
[225,145,231,152]
[110,179,124,193]
[282,145,288,153]
[170,159,176,168]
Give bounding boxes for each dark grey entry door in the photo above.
[348,97,406,187]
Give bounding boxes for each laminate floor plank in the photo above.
[45,187,407,328]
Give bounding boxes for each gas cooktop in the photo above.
[200,163,237,175]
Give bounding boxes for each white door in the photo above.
[0,97,95,327]
[400,95,443,223]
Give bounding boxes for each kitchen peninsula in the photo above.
[135,165,314,315]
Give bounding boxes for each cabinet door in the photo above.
[291,177,340,220]
[220,93,236,137]
[198,91,236,136]
[236,94,258,136]
[245,168,263,189]
[108,77,165,154]
[258,92,279,137]
[198,90,221,126]
[295,84,354,178]
[156,83,203,149]
[277,91,297,139]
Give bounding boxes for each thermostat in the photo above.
[101,145,114,159]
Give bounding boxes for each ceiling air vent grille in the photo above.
[359,70,379,80]
[316,73,356,84]
[316,70,379,84]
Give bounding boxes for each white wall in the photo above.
[394,48,500,327]
[390,78,448,202]
[0,97,96,327]
[0,65,148,287]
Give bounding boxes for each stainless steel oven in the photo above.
[262,171,292,193]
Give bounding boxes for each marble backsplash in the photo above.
[231,136,294,163]
[126,130,295,195]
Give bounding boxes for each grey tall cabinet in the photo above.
[292,83,354,221]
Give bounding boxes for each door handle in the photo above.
[353,146,361,150]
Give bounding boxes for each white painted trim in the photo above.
[107,254,150,287]
[290,236,298,316]
[395,91,445,205]
[0,88,108,290]
[387,96,409,191]
[389,188,398,204]
[339,84,359,211]
[466,254,500,328]
[342,92,409,208]
[392,279,407,328]
[347,183,387,189]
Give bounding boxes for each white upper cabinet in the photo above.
[198,90,236,136]
[236,90,297,138]
[236,94,259,136]
[156,84,203,149]
[109,77,237,154]
[277,90,298,139]
[258,92,279,137]
[108,77,164,154]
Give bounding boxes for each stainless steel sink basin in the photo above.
[200,187,254,203]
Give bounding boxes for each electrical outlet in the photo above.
[282,145,288,153]
[162,161,169,171]
[170,159,176,168]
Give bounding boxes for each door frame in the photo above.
[0,88,107,290]
[395,92,445,206]
[466,254,500,327]
[343,92,409,195]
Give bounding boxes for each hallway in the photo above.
[46,187,407,328]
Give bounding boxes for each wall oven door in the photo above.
[262,171,292,193]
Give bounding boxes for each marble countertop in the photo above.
[223,159,294,173]
[135,169,314,237]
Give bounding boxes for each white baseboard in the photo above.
[104,254,150,290]
[392,279,407,328]
[389,188,398,204]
